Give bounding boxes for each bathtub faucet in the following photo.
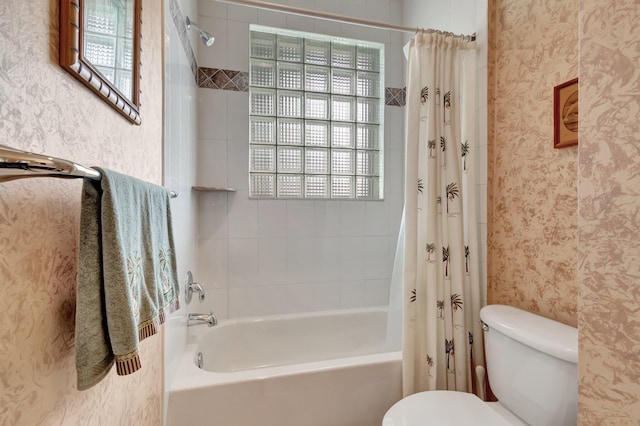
[188,311,218,327]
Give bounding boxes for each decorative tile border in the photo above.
[197,68,249,91]
[385,87,406,106]
[196,67,406,106]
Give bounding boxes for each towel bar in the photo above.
[0,144,178,198]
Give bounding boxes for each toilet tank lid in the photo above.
[480,305,577,364]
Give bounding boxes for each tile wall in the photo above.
[163,0,199,405]
[192,0,408,318]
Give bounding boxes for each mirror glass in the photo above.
[60,0,141,124]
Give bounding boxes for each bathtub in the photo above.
[167,307,402,426]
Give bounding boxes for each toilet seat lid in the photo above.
[383,391,512,426]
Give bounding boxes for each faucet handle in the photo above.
[185,271,206,304]
[193,282,205,302]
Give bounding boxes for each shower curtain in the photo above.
[401,32,484,396]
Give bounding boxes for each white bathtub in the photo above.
[167,308,402,426]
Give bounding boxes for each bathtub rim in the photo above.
[170,307,401,392]
[192,305,389,330]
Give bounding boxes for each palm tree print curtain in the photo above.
[402,33,484,395]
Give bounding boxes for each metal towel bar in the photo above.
[0,144,177,198]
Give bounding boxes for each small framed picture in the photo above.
[554,78,578,149]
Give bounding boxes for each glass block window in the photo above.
[249,25,384,199]
[83,0,135,99]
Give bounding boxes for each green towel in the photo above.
[76,168,180,390]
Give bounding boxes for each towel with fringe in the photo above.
[75,168,180,390]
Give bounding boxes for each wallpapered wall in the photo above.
[0,0,164,424]
[579,0,640,421]
[487,0,578,326]
[490,0,640,420]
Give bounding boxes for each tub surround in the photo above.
[163,0,200,411]
[193,0,409,319]
[169,0,198,77]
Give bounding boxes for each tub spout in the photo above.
[188,311,218,327]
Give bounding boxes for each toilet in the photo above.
[383,305,578,425]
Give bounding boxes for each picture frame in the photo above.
[60,0,141,125]
[553,78,578,148]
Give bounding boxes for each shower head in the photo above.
[186,16,215,47]
[199,30,215,47]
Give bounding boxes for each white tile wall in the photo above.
[365,0,392,23]
[198,192,228,239]
[365,201,390,236]
[198,89,228,140]
[340,0,367,20]
[313,282,342,311]
[340,281,368,308]
[198,0,226,19]
[286,284,316,312]
[227,92,250,138]
[285,14,318,32]
[340,237,366,281]
[164,0,198,406]
[286,201,316,237]
[228,238,259,286]
[197,238,228,287]
[258,201,288,237]
[228,4,258,24]
[200,287,230,319]
[313,237,342,282]
[227,137,250,191]
[258,238,288,285]
[366,279,391,305]
[165,0,487,324]
[313,19,342,39]
[313,201,342,236]
[313,0,341,14]
[340,202,367,236]
[286,237,316,283]
[229,287,259,317]
[228,191,258,238]
[193,0,486,318]
[198,16,228,69]
[257,9,287,28]
[364,236,389,279]
[197,138,227,187]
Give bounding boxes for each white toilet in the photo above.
[383,304,578,425]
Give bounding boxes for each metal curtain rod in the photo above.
[213,0,476,41]
[0,145,178,198]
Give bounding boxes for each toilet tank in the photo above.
[480,305,577,426]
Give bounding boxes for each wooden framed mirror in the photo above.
[60,0,141,124]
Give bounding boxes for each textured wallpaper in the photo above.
[579,0,640,421]
[487,0,578,326]
[0,0,164,424]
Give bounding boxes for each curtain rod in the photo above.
[212,0,476,41]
